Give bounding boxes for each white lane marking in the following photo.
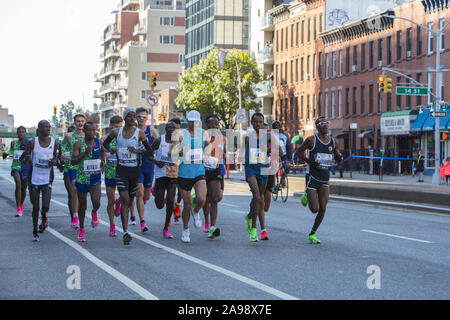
[1,176,158,300]
[221,202,240,208]
[361,229,434,244]
[47,227,158,300]
[51,198,299,300]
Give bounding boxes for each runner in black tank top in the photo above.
[295,117,342,244]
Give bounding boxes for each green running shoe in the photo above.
[244,212,252,234]
[208,226,221,239]
[250,228,258,242]
[301,193,308,207]
[309,233,321,244]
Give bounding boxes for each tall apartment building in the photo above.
[94,0,186,132]
[185,0,249,69]
[249,0,290,123]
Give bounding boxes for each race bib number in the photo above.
[315,153,334,169]
[13,150,24,161]
[184,148,203,164]
[34,153,52,168]
[160,149,173,164]
[205,156,219,169]
[107,156,117,165]
[249,148,267,164]
[84,159,101,174]
[118,148,137,165]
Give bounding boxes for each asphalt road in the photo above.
[1,159,450,300]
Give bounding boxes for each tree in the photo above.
[176,49,264,129]
[58,101,84,128]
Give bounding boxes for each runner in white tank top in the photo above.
[20,120,57,242]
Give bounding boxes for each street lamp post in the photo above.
[386,15,450,185]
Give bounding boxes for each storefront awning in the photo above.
[380,109,419,136]
[422,110,450,131]
[411,109,430,132]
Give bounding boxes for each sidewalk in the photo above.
[225,169,450,209]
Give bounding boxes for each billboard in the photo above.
[325,0,403,31]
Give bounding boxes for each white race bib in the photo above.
[84,159,101,174]
[184,148,203,164]
[13,150,24,161]
[34,153,52,168]
[160,149,173,164]
[315,153,334,169]
[118,148,137,165]
[107,156,117,165]
[205,156,218,169]
[249,148,267,164]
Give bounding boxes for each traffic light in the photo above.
[378,76,386,93]
[150,72,157,90]
[53,105,57,116]
[385,77,392,93]
[162,113,167,121]
[158,113,162,121]
[441,131,450,141]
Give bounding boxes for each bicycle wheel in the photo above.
[280,173,289,203]
[272,174,279,202]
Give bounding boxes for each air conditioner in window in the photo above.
[378,60,382,68]
[352,65,357,72]
[407,50,412,58]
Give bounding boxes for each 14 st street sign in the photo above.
[396,87,429,96]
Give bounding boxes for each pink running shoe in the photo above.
[71,216,79,229]
[114,198,121,217]
[141,221,149,233]
[203,221,210,233]
[15,207,22,217]
[109,225,116,237]
[77,229,86,242]
[163,229,174,239]
[91,212,100,228]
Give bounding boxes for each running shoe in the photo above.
[38,216,49,233]
[32,233,40,242]
[301,193,308,207]
[207,226,221,239]
[308,234,321,244]
[163,229,174,239]
[174,203,181,218]
[71,216,79,230]
[173,217,180,225]
[191,209,202,229]
[123,232,132,245]
[91,212,100,229]
[261,230,269,241]
[109,225,116,237]
[181,229,190,243]
[250,228,258,242]
[203,221,210,233]
[15,207,22,217]
[77,229,86,242]
[129,216,137,225]
[244,212,252,234]
[114,198,121,217]
[140,221,148,233]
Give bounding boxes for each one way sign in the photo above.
[430,111,447,117]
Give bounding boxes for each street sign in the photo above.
[430,111,447,117]
[147,94,158,106]
[236,108,247,124]
[395,87,428,96]
[440,104,450,110]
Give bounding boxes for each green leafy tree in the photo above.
[58,101,84,128]
[176,49,264,129]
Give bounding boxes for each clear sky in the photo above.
[0,0,117,128]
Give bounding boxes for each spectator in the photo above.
[416,150,425,182]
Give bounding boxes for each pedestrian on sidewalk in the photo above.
[416,150,425,182]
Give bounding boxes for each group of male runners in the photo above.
[11,109,341,245]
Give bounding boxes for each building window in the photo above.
[387,35,392,64]
[339,48,343,76]
[352,87,357,115]
[141,71,147,81]
[361,84,365,115]
[281,29,283,51]
[141,90,146,99]
[346,46,350,73]
[319,13,323,33]
[160,16,174,26]
[387,92,392,111]
[301,95,304,119]
[378,91,382,114]
[295,59,298,83]
[332,51,336,77]
[284,98,288,121]
[338,89,342,117]
[397,30,402,60]
[369,40,374,69]
[290,24,294,48]
[353,45,358,68]
[369,83,374,114]
[345,87,350,116]
[313,53,316,79]
[378,38,383,65]
[325,92,329,119]
[325,53,329,78]
[331,90,335,118]
[318,92,322,116]
[313,94,316,117]
[276,30,279,52]
[141,52,147,63]
[301,20,305,44]
[290,60,294,84]
[318,52,322,78]
[279,99,283,121]
[361,43,366,70]
[296,22,299,46]
[290,96,294,121]
[307,95,310,120]
[428,22,434,54]
[307,55,310,79]
[285,62,288,85]
[160,35,174,44]
[314,16,317,40]
[406,28,412,55]
[295,96,299,120]
[285,27,288,49]
[308,18,311,42]
[417,25,422,56]
[440,18,445,50]
[300,57,304,81]
[179,54,184,63]
[396,77,402,108]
